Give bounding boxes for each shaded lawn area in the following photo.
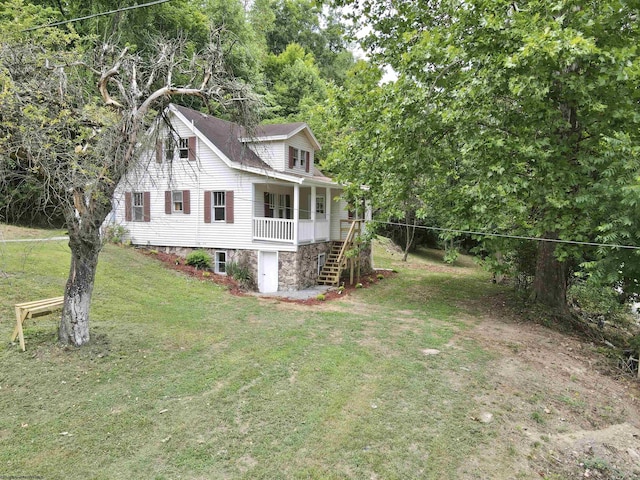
[0,235,503,479]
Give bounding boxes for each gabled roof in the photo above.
[240,122,321,151]
[168,104,334,186]
[172,104,269,170]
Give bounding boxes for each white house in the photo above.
[111,103,370,293]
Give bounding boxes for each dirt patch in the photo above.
[457,294,640,479]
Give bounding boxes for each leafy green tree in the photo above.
[322,61,454,260]
[257,0,354,85]
[264,43,326,119]
[335,0,640,313]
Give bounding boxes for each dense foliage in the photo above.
[328,0,640,312]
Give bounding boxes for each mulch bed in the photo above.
[138,248,396,305]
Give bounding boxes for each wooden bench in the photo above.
[12,296,64,352]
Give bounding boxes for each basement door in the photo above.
[258,251,278,293]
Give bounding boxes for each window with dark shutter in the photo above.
[225,191,234,223]
[188,136,196,161]
[178,138,189,159]
[305,151,310,172]
[183,190,191,214]
[133,192,144,221]
[204,191,211,223]
[125,192,132,221]
[213,191,226,221]
[165,191,172,214]
[143,192,151,222]
[288,146,295,168]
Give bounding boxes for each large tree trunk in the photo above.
[530,232,569,314]
[59,241,100,346]
[59,191,109,346]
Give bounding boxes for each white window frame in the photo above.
[132,192,144,222]
[215,251,227,274]
[317,253,326,275]
[292,148,300,166]
[300,149,307,169]
[179,137,189,159]
[316,195,325,217]
[172,191,184,213]
[212,191,226,222]
[277,194,287,219]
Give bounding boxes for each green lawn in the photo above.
[0,232,505,479]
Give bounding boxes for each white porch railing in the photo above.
[253,218,332,243]
[253,218,294,242]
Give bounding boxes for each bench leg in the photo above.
[13,307,28,352]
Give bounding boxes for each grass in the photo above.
[0,229,504,479]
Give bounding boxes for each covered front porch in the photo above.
[252,183,335,244]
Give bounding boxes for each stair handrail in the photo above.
[319,220,363,285]
[333,220,363,280]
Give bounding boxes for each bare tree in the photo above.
[0,29,259,346]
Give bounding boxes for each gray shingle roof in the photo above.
[173,104,271,170]
[253,122,306,138]
[171,104,330,182]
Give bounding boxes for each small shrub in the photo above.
[316,293,326,301]
[355,283,363,289]
[337,285,345,294]
[149,249,158,255]
[103,225,128,244]
[202,271,211,277]
[377,274,384,280]
[443,248,459,265]
[185,250,211,270]
[226,260,254,290]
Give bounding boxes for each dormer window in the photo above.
[288,146,311,172]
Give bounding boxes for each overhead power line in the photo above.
[23,0,172,32]
[381,221,640,251]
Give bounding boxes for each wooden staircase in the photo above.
[317,220,362,286]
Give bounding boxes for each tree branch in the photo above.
[97,47,128,109]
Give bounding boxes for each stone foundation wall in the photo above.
[141,241,372,292]
[277,242,334,291]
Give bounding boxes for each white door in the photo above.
[258,251,278,293]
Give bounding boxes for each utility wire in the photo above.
[381,221,640,250]
[23,0,172,32]
[119,126,640,252]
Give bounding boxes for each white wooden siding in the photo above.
[112,113,347,253]
[247,141,284,170]
[330,191,351,241]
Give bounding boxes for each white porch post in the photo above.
[326,187,332,240]
[293,184,300,245]
[310,185,316,242]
